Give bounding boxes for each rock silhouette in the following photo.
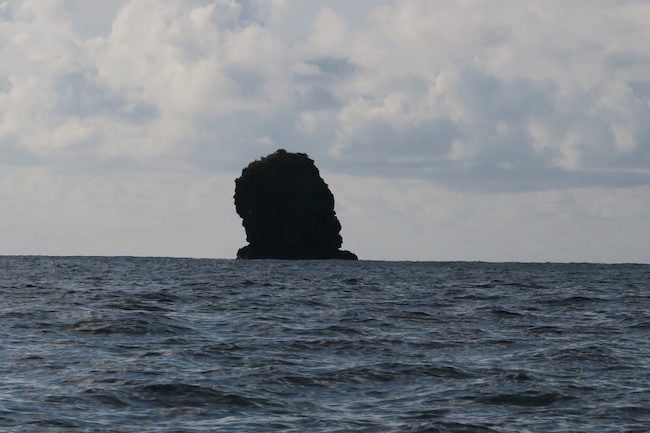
[234,149,357,260]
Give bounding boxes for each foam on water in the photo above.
[0,257,649,432]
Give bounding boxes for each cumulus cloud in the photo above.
[1,0,649,259]
[318,0,650,189]
[2,0,649,189]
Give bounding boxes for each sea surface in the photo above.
[0,257,648,432]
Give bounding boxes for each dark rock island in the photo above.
[234,149,358,260]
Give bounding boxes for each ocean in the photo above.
[0,256,648,432]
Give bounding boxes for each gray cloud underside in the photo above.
[1,0,649,192]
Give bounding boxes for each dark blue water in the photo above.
[0,257,648,432]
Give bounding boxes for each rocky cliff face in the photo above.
[234,149,357,260]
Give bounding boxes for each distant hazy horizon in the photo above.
[0,255,647,267]
[1,1,649,263]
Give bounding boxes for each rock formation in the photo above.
[234,149,358,260]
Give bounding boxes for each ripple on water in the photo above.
[125,382,271,409]
[0,257,648,433]
[70,314,191,336]
[475,390,576,407]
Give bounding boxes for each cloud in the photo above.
[0,2,13,21]
[0,167,242,257]
[327,174,650,262]
[2,0,649,190]
[312,0,650,190]
[1,0,649,260]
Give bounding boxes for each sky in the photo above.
[1,0,649,262]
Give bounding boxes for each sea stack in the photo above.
[234,149,358,260]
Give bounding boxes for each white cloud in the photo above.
[1,0,649,260]
[3,0,649,183]
[0,168,241,257]
[328,174,650,262]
